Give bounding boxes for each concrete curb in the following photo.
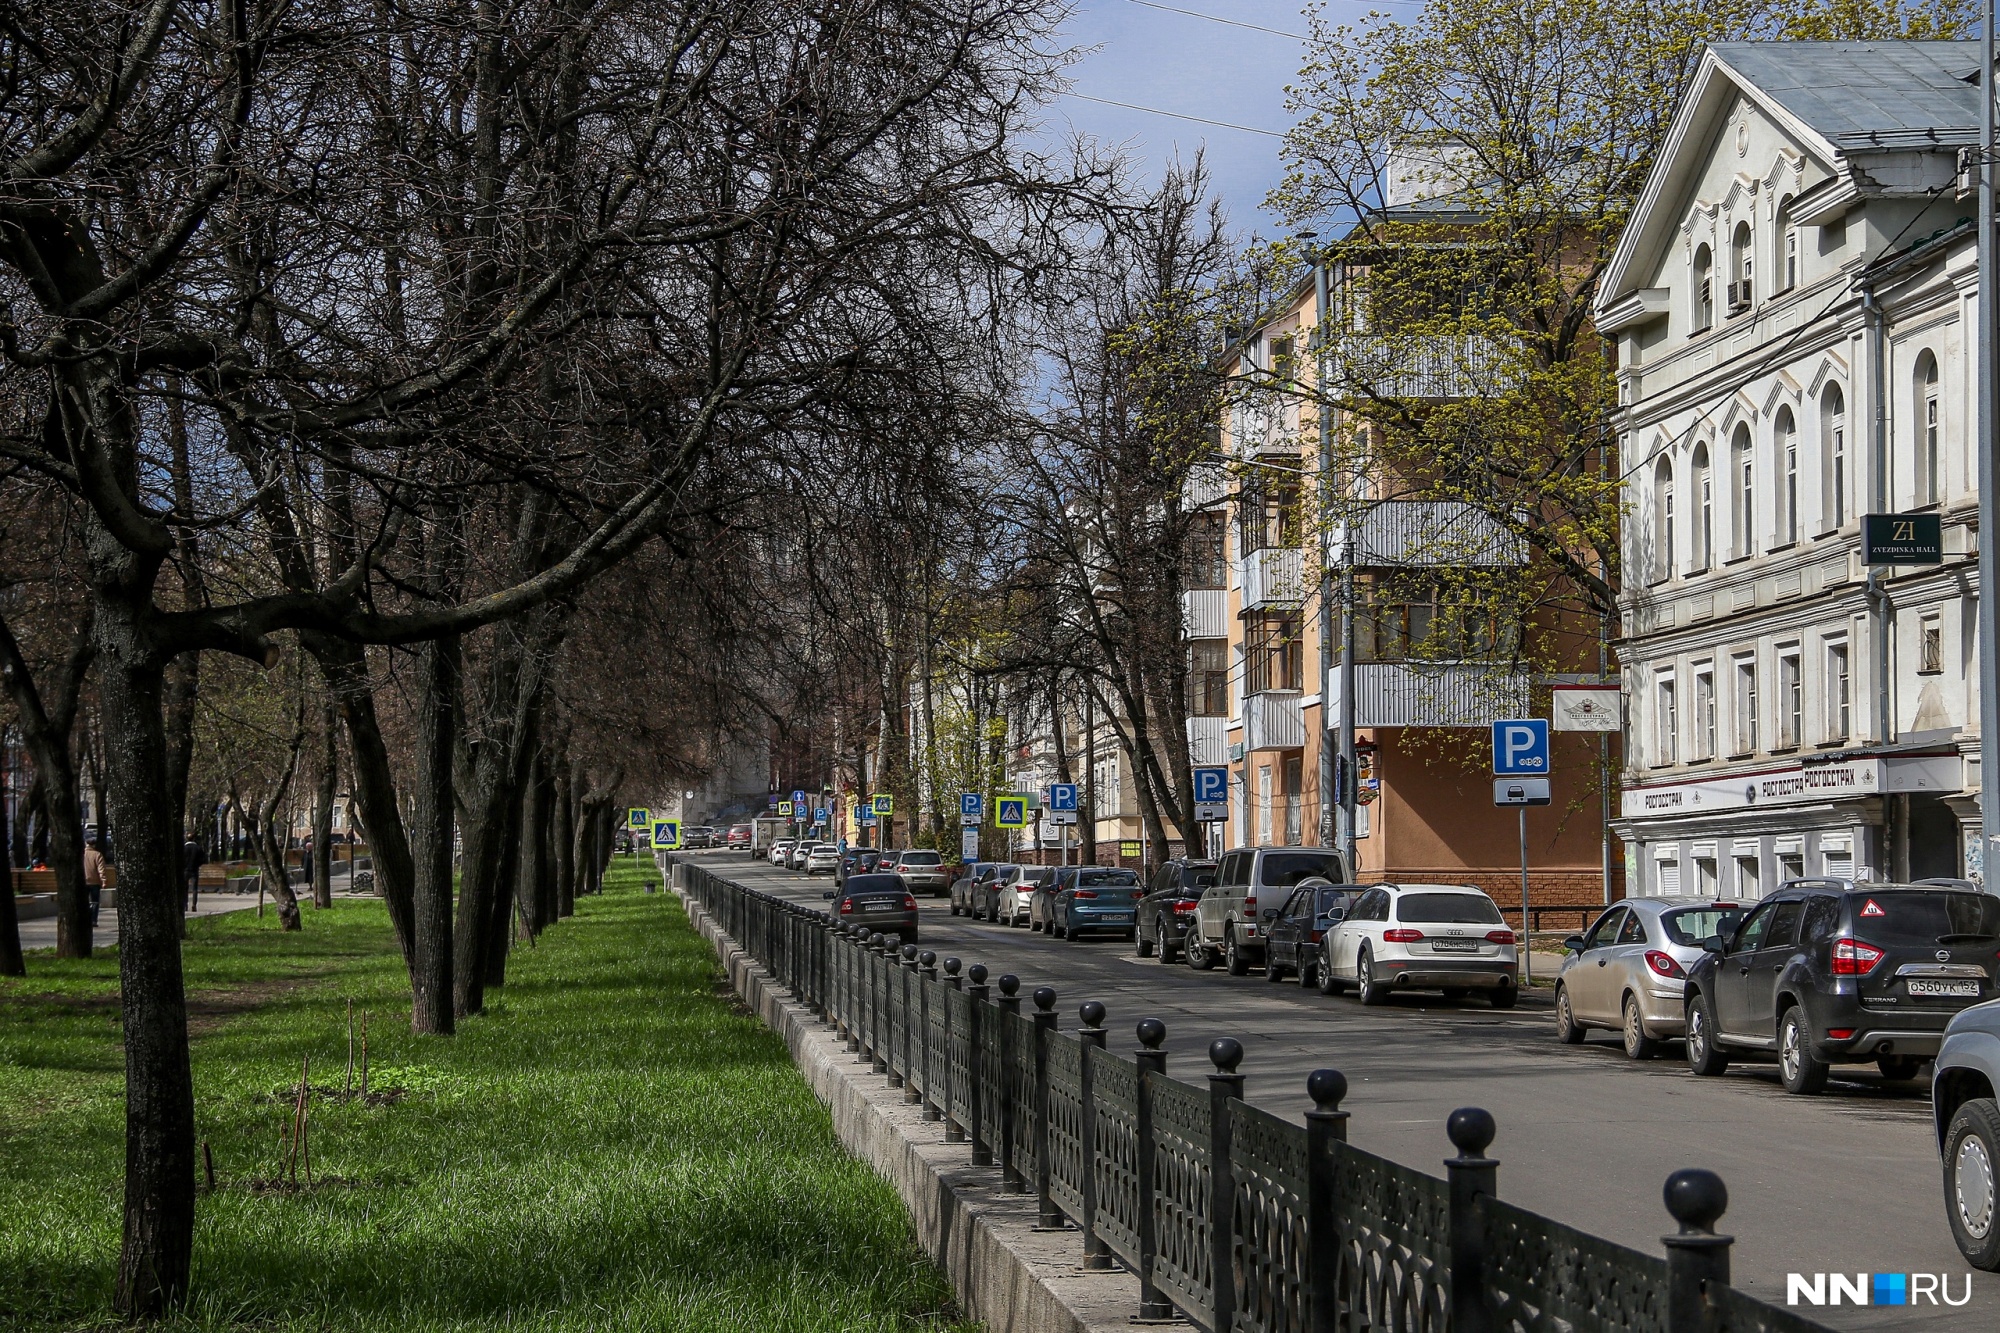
[676,888,1184,1333]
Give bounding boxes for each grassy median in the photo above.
[0,859,969,1332]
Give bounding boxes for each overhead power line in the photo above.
[1063,90,1287,137]
[1122,0,1307,40]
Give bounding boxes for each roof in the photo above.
[1708,41,1982,150]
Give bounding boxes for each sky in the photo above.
[1045,0,1394,242]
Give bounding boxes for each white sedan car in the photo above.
[768,839,795,867]
[804,844,840,875]
[1320,883,1518,1007]
[994,866,1044,927]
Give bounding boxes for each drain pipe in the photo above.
[1860,277,1893,751]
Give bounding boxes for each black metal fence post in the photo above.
[1208,1038,1246,1331]
[943,958,966,1144]
[919,951,941,1121]
[996,977,1024,1191]
[901,945,922,1103]
[874,935,894,1075]
[1135,1017,1172,1321]
[886,941,908,1088]
[1305,1070,1349,1333]
[1032,987,1061,1228]
[967,964,992,1166]
[1445,1107,1497,1333]
[842,926,861,1052]
[1078,1000,1111,1269]
[1662,1170,1732,1333]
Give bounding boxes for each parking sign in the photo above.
[1049,782,1078,812]
[814,807,828,823]
[959,792,983,826]
[1192,766,1228,823]
[1492,719,1550,775]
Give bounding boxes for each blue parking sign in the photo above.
[814,807,828,823]
[960,792,983,819]
[1192,766,1228,804]
[1049,782,1078,812]
[1492,719,1550,775]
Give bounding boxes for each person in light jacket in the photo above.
[83,834,108,926]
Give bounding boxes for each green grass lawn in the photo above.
[0,858,969,1332]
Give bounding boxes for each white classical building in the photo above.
[1599,41,1986,896]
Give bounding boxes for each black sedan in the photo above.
[1135,857,1216,963]
[824,873,920,943]
[1262,880,1358,986]
[835,848,881,887]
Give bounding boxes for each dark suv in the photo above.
[1684,880,2000,1094]
[1136,858,1216,963]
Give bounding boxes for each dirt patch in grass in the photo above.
[185,971,336,1035]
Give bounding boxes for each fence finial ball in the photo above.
[998,974,1020,996]
[1307,1069,1347,1111]
[1209,1037,1244,1073]
[1137,1017,1167,1049]
[918,950,936,967]
[943,957,962,975]
[1079,999,1106,1027]
[1663,1169,1729,1233]
[1034,986,1057,1012]
[902,944,917,961]
[1447,1107,1496,1157]
[968,963,989,985]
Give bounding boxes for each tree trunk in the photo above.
[308,636,417,961]
[530,754,556,931]
[0,862,22,975]
[410,634,458,1035]
[45,767,91,957]
[96,616,195,1317]
[312,700,336,909]
[553,762,575,918]
[162,652,199,937]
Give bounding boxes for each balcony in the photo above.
[1244,690,1305,751]
[1325,661,1530,728]
[1240,547,1306,609]
[1181,588,1227,638]
[1333,333,1501,400]
[1354,501,1525,568]
[1186,716,1228,766]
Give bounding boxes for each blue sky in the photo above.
[1045,0,1393,241]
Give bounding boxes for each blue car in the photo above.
[1053,867,1143,941]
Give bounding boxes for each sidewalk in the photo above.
[17,865,368,953]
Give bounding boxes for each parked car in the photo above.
[888,849,951,897]
[767,839,795,867]
[681,826,714,850]
[967,862,1017,921]
[836,848,881,887]
[1320,883,1518,1006]
[949,862,1003,916]
[823,873,920,943]
[788,840,821,871]
[1030,868,1075,932]
[804,843,840,875]
[1684,880,2000,1094]
[1191,846,1349,975]
[726,823,752,850]
[1262,880,1358,986]
[994,866,1051,927]
[1051,866,1142,940]
[1934,998,2000,1269]
[1135,858,1215,962]
[1555,898,1746,1059]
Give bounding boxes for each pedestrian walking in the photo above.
[183,834,203,913]
[301,834,314,887]
[83,834,108,926]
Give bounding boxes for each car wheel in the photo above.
[1356,950,1388,1006]
[1159,924,1180,965]
[1778,1006,1829,1095]
[1189,934,1217,971]
[1299,956,1316,989]
[1317,947,1343,995]
[1265,951,1287,983]
[1685,992,1730,1076]
[1066,920,1084,944]
[1622,995,1660,1060]
[1489,984,1518,1009]
[1946,1098,2000,1270]
[1878,1055,1923,1081]
[1136,928,1155,958]
[1225,929,1250,976]
[1554,985,1584,1043]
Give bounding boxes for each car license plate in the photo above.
[1908,979,1980,997]
[1430,940,1479,954]
[864,902,894,912]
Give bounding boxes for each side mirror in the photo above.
[1325,909,1347,923]
[1261,907,1280,922]
[1702,935,1727,955]
[821,891,835,900]
[1562,934,1587,953]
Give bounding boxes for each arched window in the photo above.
[1729,221,1753,314]
[1778,194,1798,292]
[1692,443,1713,570]
[1654,455,1676,581]
[1917,352,1941,505]
[1692,244,1714,332]
[1775,407,1798,544]
[1730,423,1754,557]
[1823,385,1847,526]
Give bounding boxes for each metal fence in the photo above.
[678,861,1831,1333]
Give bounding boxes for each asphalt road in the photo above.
[689,850,1995,1328]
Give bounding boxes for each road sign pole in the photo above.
[1519,806,1531,986]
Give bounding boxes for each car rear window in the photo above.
[843,875,904,896]
[1396,892,1503,924]
[1314,888,1353,916]
[1179,863,1217,887]
[1847,890,2000,941]
[899,852,941,865]
[1078,870,1139,888]
[1661,906,1746,947]
[1260,852,1342,888]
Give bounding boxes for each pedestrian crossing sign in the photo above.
[995,796,1028,829]
[627,808,650,829]
[652,820,680,850]
[778,801,793,816]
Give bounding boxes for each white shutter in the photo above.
[1656,858,1681,895]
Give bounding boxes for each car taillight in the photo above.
[1487,930,1517,946]
[1309,929,1324,943]
[839,900,853,914]
[1831,938,1885,975]
[903,895,917,910]
[1173,901,1198,913]
[1383,928,1424,943]
[1074,890,1099,900]
[1244,895,1257,911]
[1644,950,1684,978]
[1827,1028,1855,1040]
